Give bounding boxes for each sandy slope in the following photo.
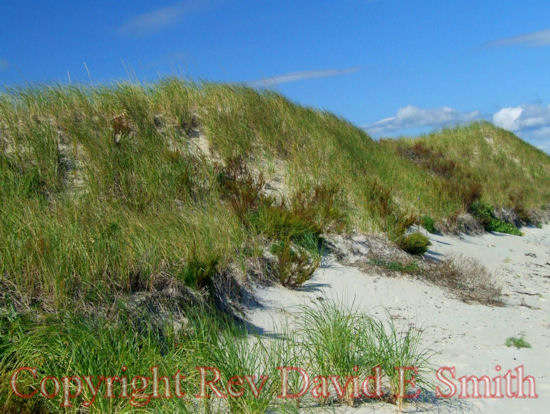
[246,226,550,413]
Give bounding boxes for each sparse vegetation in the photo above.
[425,255,503,305]
[368,258,421,274]
[505,335,532,349]
[366,250,502,305]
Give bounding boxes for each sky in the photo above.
[2,0,550,151]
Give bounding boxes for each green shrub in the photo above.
[291,183,348,233]
[468,200,493,225]
[217,157,342,253]
[420,215,436,233]
[271,239,319,287]
[487,220,522,235]
[469,201,522,236]
[217,156,268,220]
[397,232,431,255]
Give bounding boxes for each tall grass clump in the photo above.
[298,300,377,406]
[420,215,436,233]
[298,300,433,409]
[368,315,433,411]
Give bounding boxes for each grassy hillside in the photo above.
[383,122,550,214]
[1,80,550,309]
[1,80,550,412]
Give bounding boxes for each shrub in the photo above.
[217,156,268,219]
[487,219,522,235]
[218,157,343,254]
[270,239,319,287]
[387,212,418,241]
[420,215,436,233]
[468,200,493,225]
[291,183,348,233]
[397,232,431,255]
[250,204,320,246]
[469,200,522,236]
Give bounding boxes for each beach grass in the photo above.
[1,79,550,412]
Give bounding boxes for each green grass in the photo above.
[368,258,421,274]
[383,123,550,213]
[0,300,431,413]
[1,81,549,308]
[298,300,433,409]
[420,215,436,234]
[1,80,549,412]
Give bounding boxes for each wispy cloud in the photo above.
[0,59,9,71]
[248,67,360,87]
[485,28,550,47]
[117,1,213,36]
[364,105,481,136]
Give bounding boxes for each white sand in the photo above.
[246,226,550,413]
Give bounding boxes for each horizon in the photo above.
[2,1,550,152]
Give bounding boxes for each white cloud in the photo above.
[364,105,481,135]
[364,102,550,153]
[0,59,9,71]
[248,67,360,87]
[492,107,524,131]
[118,1,213,36]
[486,28,550,47]
[493,104,550,143]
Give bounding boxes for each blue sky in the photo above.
[2,1,550,151]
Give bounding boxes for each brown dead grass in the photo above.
[424,255,503,306]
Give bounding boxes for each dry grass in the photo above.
[424,255,503,305]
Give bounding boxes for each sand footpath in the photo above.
[246,225,550,413]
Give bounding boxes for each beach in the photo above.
[247,226,550,413]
